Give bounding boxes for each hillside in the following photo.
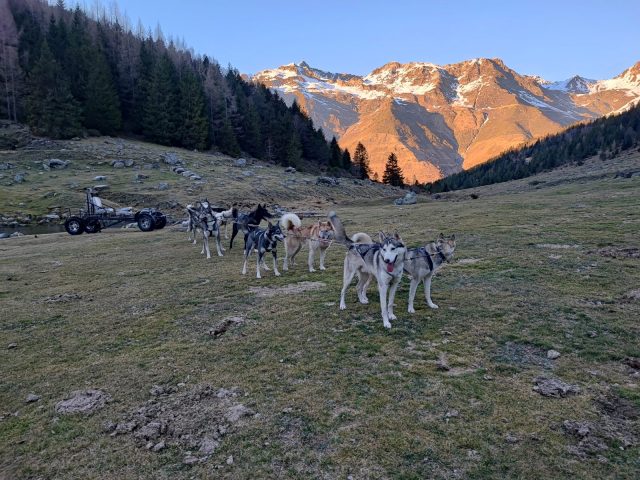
[254,59,640,182]
[1,150,639,478]
[427,102,640,193]
[0,131,403,227]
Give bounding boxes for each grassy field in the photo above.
[1,152,639,479]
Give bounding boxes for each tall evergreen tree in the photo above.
[342,148,352,171]
[143,53,178,145]
[285,131,302,167]
[218,116,241,156]
[382,152,405,187]
[353,142,371,179]
[84,49,122,135]
[26,40,81,138]
[329,136,342,168]
[178,68,209,150]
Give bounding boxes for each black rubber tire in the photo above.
[65,217,85,235]
[154,217,167,229]
[84,221,101,234]
[137,214,155,232]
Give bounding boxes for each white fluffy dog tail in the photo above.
[351,232,373,244]
[280,212,302,231]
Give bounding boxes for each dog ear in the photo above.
[394,231,403,242]
[438,233,445,240]
[378,231,386,243]
[450,234,456,241]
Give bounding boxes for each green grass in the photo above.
[0,149,639,479]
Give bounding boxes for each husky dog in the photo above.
[214,206,236,239]
[186,201,224,258]
[329,212,407,329]
[280,213,336,272]
[404,234,456,313]
[242,221,285,278]
[229,203,273,249]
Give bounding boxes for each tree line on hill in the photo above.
[426,103,640,193]
[0,0,359,172]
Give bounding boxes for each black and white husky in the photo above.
[242,221,285,278]
[404,234,456,313]
[186,201,224,258]
[229,203,273,249]
[329,212,407,329]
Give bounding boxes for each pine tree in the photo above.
[218,116,241,156]
[26,41,81,138]
[342,148,352,171]
[353,142,371,179]
[143,53,178,145]
[84,49,122,135]
[285,131,302,167]
[329,136,342,168]
[178,68,209,150]
[382,152,405,187]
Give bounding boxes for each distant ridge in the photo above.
[254,59,640,182]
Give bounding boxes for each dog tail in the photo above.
[280,213,302,231]
[351,232,373,244]
[328,211,352,246]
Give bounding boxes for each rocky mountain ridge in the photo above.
[254,58,640,182]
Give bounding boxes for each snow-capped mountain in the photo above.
[254,58,640,182]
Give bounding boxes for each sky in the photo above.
[86,0,640,80]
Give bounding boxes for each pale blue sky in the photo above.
[92,0,639,80]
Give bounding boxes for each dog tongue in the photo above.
[386,262,394,273]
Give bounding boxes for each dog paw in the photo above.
[320,266,326,271]
[275,272,281,277]
[428,303,439,309]
[383,321,392,329]
[408,307,415,314]
[389,313,397,321]
[309,268,316,273]
[359,298,369,305]
[339,303,346,310]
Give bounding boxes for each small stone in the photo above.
[533,377,580,397]
[102,421,116,433]
[483,375,494,381]
[25,394,40,403]
[7,343,17,349]
[152,441,165,452]
[93,175,106,181]
[505,433,519,444]
[547,350,561,360]
[183,456,199,466]
[444,409,459,419]
[199,437,219,455]
[436,353,450,371]
[226,455,234,465]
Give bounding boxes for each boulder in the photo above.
[134,173,149,180]
[156,183,170,191]
[394,191,417,205]
[111,160,125,169]
[93,184,110,191]
[0,162,14,170]
[124,159,134,167]
[233,158,247,167]
[316,176,339,186]
[10,231,24,237]
[55,389,111,414]
[43,159,69,170]
[163,152,182,165]
[0,122,31,149]
[189,174,202,181]
[94,175,107,181]
[284,166,296,173]
[14,173,25,183]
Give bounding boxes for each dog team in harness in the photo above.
[185,201,456,329]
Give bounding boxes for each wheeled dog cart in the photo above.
[63,189,167,235]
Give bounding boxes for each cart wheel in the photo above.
[154,217,167,229]
[137,214,155,232]
[65,217,85,235]
[84,221,101,234]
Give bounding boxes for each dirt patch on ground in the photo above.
[208,316,245,338]
[533,377,581,397]
[593,247,640,259]
[562,394,638,460]
[43,293,83,303]
[494,342,554,370]
[536,244,581,250]
[249,281,326,298]
[624,290,640,301]
[55,389,111,414]
[106,384,255,464]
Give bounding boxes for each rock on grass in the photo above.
[55,389,110,414]
[533,377,580,397]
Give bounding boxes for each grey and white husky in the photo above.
[242,221,285,278]
[329,212,407,329]
[403,234,456,313]
[186,201,224,258]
